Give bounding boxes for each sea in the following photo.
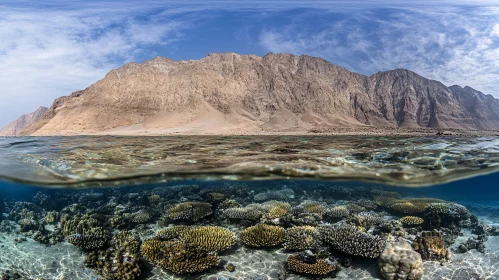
[0,135,498,280]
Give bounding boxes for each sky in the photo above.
[1,0,499,127]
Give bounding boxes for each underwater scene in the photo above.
[0,136,499,280]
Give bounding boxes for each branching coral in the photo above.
[85,231,142,280]
[319,224,386,258]
[326,206,350,218]
[287,252,339,276]
[283,226,322,250]
[141,239,220,274]
[67,227,111,250]
[348,211,385,230]
[60,215,99,235]
[180,226,236,253]
[156,225,191,240]
[167,202,213,222]
[423,202,471,229]
[239,224,286,247]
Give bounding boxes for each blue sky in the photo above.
[1,0,499,127]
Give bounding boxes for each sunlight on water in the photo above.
[0,136,499,188]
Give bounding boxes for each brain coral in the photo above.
[379,241,423,280]
[239,224,286,247]
[319,224,386,258]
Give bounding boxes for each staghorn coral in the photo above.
[67,227,111,250]
[379,241,423,280]
[400,216,424,226]
[167,202,212,222]
[412,231,450,261]
[110,231,141,255]
[141,239,220,274]
[239,224,286,247]
[326,206,350,218]
[319,224,386,258]
[180,226,236,253]
[283,226,322,250]
[287,252,339,276]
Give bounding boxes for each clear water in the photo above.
[0,136,498,279]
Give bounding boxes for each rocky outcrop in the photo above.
[0,107,48,136]
[13,53,499,135]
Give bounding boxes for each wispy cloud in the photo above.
[258,6,499,98]
[0,2,192,127]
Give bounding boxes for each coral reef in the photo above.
[141,239,220,274]
[67,227,111,250]
[283,226,322,250]
[424,202,471,229]
[379,241,423,280]
[287,251,340,276]
[412,231,450,261]
[167,202,213,222]
[180,226,236,253]
[325,206,350,218]
[239,224,286,247]
[319,224,386,258]
[387,198,445,214]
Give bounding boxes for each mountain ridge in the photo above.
[4,52,498,136]
[0,106,48,136]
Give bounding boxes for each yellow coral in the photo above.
[389,198,445,214]
[148,195,161,204]
[239,224,286,247]
[181,226,236,253]
[167,202,212,222]
[156,225,190,240]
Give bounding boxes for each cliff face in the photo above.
[0,106,48,136]
[15,52,499,135]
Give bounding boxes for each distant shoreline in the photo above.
[8,127,499,137]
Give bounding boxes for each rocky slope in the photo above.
[0,107,48,136]
[13,53,499,135]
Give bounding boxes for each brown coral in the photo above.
[239,224,286,247]
[180,226,236,253]
[388,198,445,214]
[156,225,190,240]
[319,224,386,258]
[412,231,449,261]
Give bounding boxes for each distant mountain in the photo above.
[13,52,499,135]
[0,106,48,136]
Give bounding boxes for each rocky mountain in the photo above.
[0,106,48,136]
[13,52,499,135]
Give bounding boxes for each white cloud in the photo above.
[0,3,189,127]
[258,7,499,98]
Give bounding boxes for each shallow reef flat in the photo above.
[1,181,499,280]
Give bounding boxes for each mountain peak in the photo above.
[9,52,499,136]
